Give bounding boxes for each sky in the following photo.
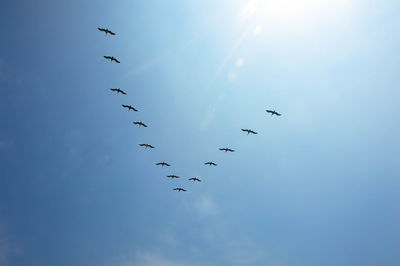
[0,0,399,265]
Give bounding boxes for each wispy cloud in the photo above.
[195,195,219,216]
[0,140,13,150]
[115,252,196,266]
[0,221,21,266]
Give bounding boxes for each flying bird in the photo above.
[97,27,116,35]
[167,175,180,179]
[266,110,281,116]
[133,121,147,127]
[173,187,187,192]
[205,162,217,166]
[110,88,126,95]
[104,56,120,63]
[241,129,258,135]
[122,105,137,111]
[139,144,154,149]
[188,177,201,182]
[219,148,235,152]
[156,162,171,167]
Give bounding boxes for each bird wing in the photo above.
[114,58,120,63]
[111,88,117,92]
[142,123,147,127]
[109,31,116,35]
[98,27,105,32]
[132,107,138,111]
[104,56,111,59]
[149,145,154,148]
[120,90,127,95]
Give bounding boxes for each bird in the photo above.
[97,27,116,35]
[266,110,281,116]
[110,88,126,95]
[188,177,201,182]
[167,175,180,179]
[156,162,171,167]
[173,187,187,192]
[219,148,235,152]
[241,129,258,135]
[122,105,137,111]
[133,121,147,127]
[205,162,217,166]
[139,144,154,149]
[104,56,120,63]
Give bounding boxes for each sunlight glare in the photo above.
[240,0,350,24]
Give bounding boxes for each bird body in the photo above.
[188,177,201,182]
[241,129,258,135]
[110,88,126,95]
[133,121,147,127]
[156,162,171,167]
[173,187,187,192]
[167,175,180,179]
[139,144,154,149]
[98,27,116,35]
[219,148,235,152]
[266,110,281,116]
[122,105,137,111]
[104,56,120,63]
[205,162,217,166]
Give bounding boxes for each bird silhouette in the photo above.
[156,162,171,167]
[122,104,137,111]
[139,144,154,149]
[104,56,120,63]
[133,121,147,127]
[167,175,180,179]
[188,177,201,182]
[110,88,126,95]
[219,148,235,152]
[97,27,116,35]
[266,110,281,116]
[241,129,258,135]
[205,162,217,166]
[173,187,187,192]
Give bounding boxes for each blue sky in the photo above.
[0,0,399,265]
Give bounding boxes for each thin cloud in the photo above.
[117,252,196,266]
[0,221,21,266]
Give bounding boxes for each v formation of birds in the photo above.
[98,27,281,192]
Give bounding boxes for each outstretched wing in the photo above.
[120,90,127,95]
[108,30,116,35]
[113,58,120,63]
[148,145,154,148]
[122,104,129,108]
[132,107,138,111]
[98,27,106,32]
[111,88,118,92]
[104,56,111,60]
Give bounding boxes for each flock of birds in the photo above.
[98,27,282,192]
